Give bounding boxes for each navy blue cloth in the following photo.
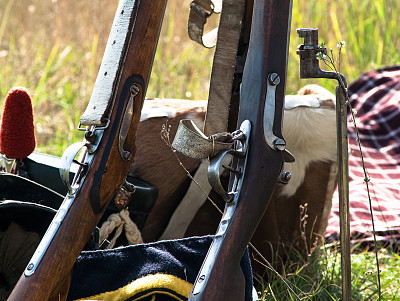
[67,235,253,300]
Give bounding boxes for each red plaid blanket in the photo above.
[326,65,400,244]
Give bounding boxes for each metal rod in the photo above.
[336,85,352,301]
[297,28,352,299]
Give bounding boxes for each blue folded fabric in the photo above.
[67,235,253,300]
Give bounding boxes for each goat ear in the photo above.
[297,84,334,98]
[296,84,336,109]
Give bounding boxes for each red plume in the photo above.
[0,87,36,159]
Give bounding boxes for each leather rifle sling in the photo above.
[188,0,246,136]
[188,0,221,48]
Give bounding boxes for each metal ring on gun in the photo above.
[59,142,87,195]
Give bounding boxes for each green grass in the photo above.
[0,0,399,155]
[287,0,400,94]
[258,245,400,300]
[0,1,399,299]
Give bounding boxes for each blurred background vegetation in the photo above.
[0,0,399,155]
[1,1,399,299]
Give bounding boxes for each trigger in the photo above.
[283,149,295,163]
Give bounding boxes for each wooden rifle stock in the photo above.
[189,0,293,300]
[8,0,167,300]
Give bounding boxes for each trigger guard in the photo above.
[207,149,233,202]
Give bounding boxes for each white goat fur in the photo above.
[281,105,337,197]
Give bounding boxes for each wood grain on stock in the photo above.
[8,1,167,300]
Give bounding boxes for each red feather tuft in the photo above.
[0,87,36,159]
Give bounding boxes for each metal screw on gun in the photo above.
[278,170,292,184]
[273,138,286,151]
[130,84,140,96]
[268,73,280,86]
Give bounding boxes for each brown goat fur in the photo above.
[129,86,337,275]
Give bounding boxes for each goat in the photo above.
[129,85,337,274]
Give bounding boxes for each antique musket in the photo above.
[8,0,168,300]
[187,0,293,299]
